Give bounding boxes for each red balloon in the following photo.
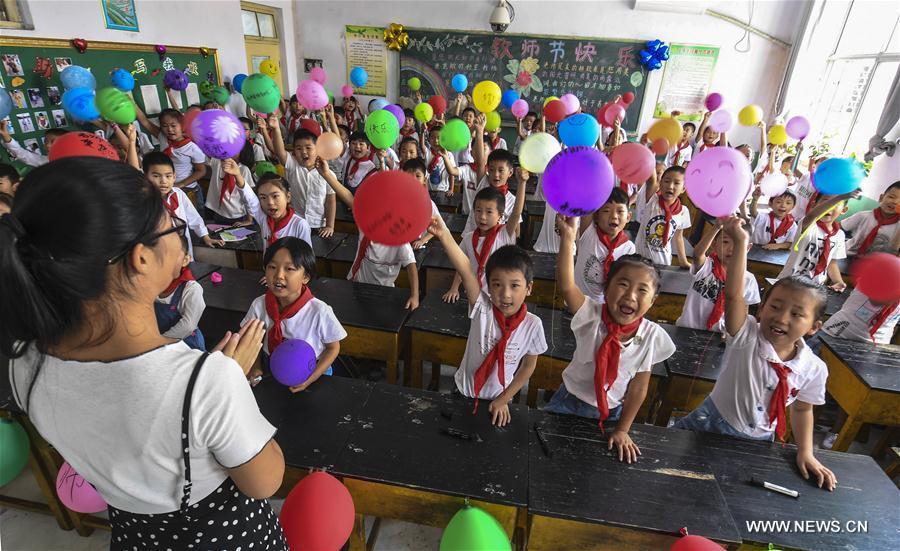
[181,109,201,139]
[280,472,354,551]
[543,100,567,123]
[671,534,724,551]
[596,104,611,128]
[48,132,119,162]
[300,118,322,136]
[622,91,635,105]
[428,95,447,116]
[354,171,432,245]
[853,253,900,303]
[651,138,670,156]
[603,103,626,127]
[611,142,656,184]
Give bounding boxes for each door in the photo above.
[241,1,284,96]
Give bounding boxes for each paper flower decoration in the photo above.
[639,39,669,71]
[383,23,409,52]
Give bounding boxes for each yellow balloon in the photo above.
[738,104,763,126]
[647,118,682,149]
[543,96,559,108]
[768,124,788,146]
[260,59,279,78]
[473,81,501,113]
[485,111,501,132]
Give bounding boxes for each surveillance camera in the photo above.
[490,0,513,33]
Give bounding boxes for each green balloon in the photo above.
[414,102,433,123]
[0,419,29,487]
[242,73,280,114]
[255,161,277,178]
[327,89,335,105]
[95,87,136,124]
[440,505,511,551]
[198,81,214,95]
[838,195,879,222]
[439,119,472,152]
[485,111,501,132]
[365,109,400,150]
[408,77,421,91]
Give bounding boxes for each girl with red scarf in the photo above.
[634,165,692,267]
[239,173,312,251]
[154,235,206,351]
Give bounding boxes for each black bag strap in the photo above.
[179,352,210,517]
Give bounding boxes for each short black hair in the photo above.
[661,165,685,180]
[604,187,629,207]
[289,94,299,103]
[774,189,797,204]
[337,124,350,137]
[605,254,662,295]
[487,149,515,169]
[766,275,827,320]
[399,137,419,152]
[486,245,533,283]
[293,129,318,144]
[683,122,697,133]
[885,181,900,194]
[239,116,254,129]
[474,186,506,213]
[142,151,174,173]
[402,157,427,174]
[429,123,444,132]
[403,108,415,118]
[158,108,183,123]
[0,192,13,210]
[525,111,537,119]
[257,173,290,194]
[349,131,370,145]
[263,236,317,280]
[462,107,477,116]
[44,128,69,139]
[0,164,20,184]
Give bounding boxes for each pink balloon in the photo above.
[56,462,107,514]
[708,110,733,133]
[309,66,327,85]
[296,79,328,111]
[611,142,655,184]
[341,85,354,98]
[704,92,723,111]
[603,103,626,128]
[511,98,529,119]
[786,116,810,140]
[685,147,752,217]
[560,93,580,115]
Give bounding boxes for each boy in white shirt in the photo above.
[514,112,537,155]
[486,128,507,152]
[340,132,377,192]
[634,165,691,267]
[665,122,695,168]
[206,157,254,225]
[464,118,524,233]
[422,124,459,192]
[459,140,491,215]
[573,187,636,302]
[135,107,208,209]
[748,188,798,250]
[841,181,900,256]
[790,155,828,219]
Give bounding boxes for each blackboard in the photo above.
[399,28,649,135]
[0,36,220,169]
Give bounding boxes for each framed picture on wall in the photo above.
[304,59,323,73]
[101,0,139,32]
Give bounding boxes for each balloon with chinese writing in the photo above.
[704,92,723,111]
[414,102,433,123]
[813,158,865,195]
[0,419,28,487]
[511,99,529,119]
[309,66,327,84]
[110,68,134,92]
[786,116,810,140]
[708,110,733,133]
[270,339,317,387]
[472,80,501,113]
[407,77,421,91]
[738,104,763,126]
[232,73,247,93]
[190,109,245,160]
[350,66,368,88]
[853,253,900,303]
[259,59,279,79]
[439,119,471,152]
[611,142,655,184]
[354,171,432,245]
[501,89,520,109]
[543,147,614,217]
[647,118,682,149]
[558,113,600,147]
[242,73,280,114]
[280,471,355,551]
[163,69,189,91]
[60,65,95,90]
[317,132,344,161]
[485,111,501,132]
[62,87,100,122]
[297,79,328,111]
[364,109,400,150]
[518,132,562,174]
[759,171,789,197]
[95,87,136,124]
[684,147,752,217]
[56,462,107,514]
[560,93,580,115]
[49,132,119,162]
[451,74,468,93]
[208,86,230,106]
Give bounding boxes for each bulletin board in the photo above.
[0,36,220,167]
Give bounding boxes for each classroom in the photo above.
[0,0,899,549]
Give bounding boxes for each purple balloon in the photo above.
[708,110,733,133]
[543,147,614,217]
[384,104,405,129]
[685,147,752,217]
[704,92,723,111]
[786,116,810,140]
[270,339,317,387]
[190,109,245,160]
[163,69,189,91]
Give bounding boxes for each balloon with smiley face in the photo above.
[684,147,752,217]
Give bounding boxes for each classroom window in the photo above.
[0,0,29,29]
[242,8,277,39]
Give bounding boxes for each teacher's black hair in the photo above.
[263,237,317,280]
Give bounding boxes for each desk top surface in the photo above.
[657,265,694,297]
[661,325,726,381]
[324,234,430,268]
[819,334,900,393]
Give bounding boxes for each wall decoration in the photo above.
[2,54,23,76]
[345,25,387,96]
[304,58,323,73]
[102,0,139,32]
[653,44,719,122]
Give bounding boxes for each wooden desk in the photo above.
[333,202,356,234]
[443,212,467,241]
[404,289,470,389]
[430,190,462,213]
[525,198,546,247]
[748,248,854,287]
[188,261,219,281]
[310,232,348,277]
[818,334,900,452]
[528,411,742,550]
[324,234,430,289]
[655,325,726,426]
[650,266,693,323]
[191,226,265,270]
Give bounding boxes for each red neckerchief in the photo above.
[264,285,314,353]
[161,267,195,297]
[471,302,528,413]
[869,301,900,343]
[287,114,303,136]
[768,212,795,243]
[163,136,192,158]
[857,209,900,255]
[220,170,237,206]
[597,226,628,280]
[490,135,501,150]
[400,128,416,138]
[345,155,370,184]
[767,361,793,442]
[428,148,443,172]
[345,110,356,131]
[706,253,727,330]
[813,221,838,276]
[805,191,821,215]
[697,141,714,154]
[472,225,504,286]
[673,140,691,166]
[164,191,179,216]
[594,305,642,428]
[349,235,371,281]
[657,193,683,246]
[495,182,510,196]
[267,208,296,247]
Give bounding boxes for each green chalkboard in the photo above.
[399,28,649,135]
[0,36,220,168]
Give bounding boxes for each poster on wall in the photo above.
[345,25,387,97]
[653,44,719,122]
[102,0,139,32]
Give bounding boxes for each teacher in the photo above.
[0,158,287,550]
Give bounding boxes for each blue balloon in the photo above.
[350,66,368,88]
[60,66,96,90]
[369,98,389,112]
[451,74,468,93]
[62,87,100,122]
[558,113,601,147]
[110,68,134,92]
[813,158,866,195]
[501,89,519,109]
[0,89,12,120]
[232,73,247,93]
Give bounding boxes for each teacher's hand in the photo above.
[213,319,266,376]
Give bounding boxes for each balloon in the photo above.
[611,142,656,184]
[270,339,317,387]
[407,77,422,91]
[543,147,615,217]
[813,158,865,195]
[300,118,322,137]
[559,93,580,115]
[738,104,763,126]
[191,109,245,159]
[350,66,368,88]
[438,119,471,152]
[651,138,670,156]
[0,89,12,121]
[354,171,432,245]
[49,132,119,161]
[280,471,355,551]
[759,171,789,197]
[768,124,788,146]
[317,132,344,161]
[0,419,29,487]
[708,110,733,133]
[518,133,562,174]
[259,59,279,79]
[485,111,501,132]
[369,98,389,112]
[670,534,724,551]
[60,65,96,90]
[310,66,327,84]
[511,99,529,119]
[647,118,682,150]
[704,92,723,112]
[440,505,510,551]
[621,91,635,105]
[543,96,559,107]
[198,80,214,96]
[472,81,502,113]
[95,87,136,124]
[501,89,519,109]
[181,109,201,139]
[428,95,448,116]
[602,103,626,128]
[109,68,135,92]
[451,74,468,93]
[297,79,329,111]
[242,73,280,113]
[596,104,611,128]
[56,462,107,514]
[62,87,99,121]
[340,85,353,99]
[163,69,189,91]
[558,113,600,147]
[364,109,400,150]
[543,100,567,123]
[785,116,810,140]
[232,73,247,93]
[853,253,900,303]
[207,86,230,106]
[684,147,752,217]
[414,102,433,123]
[255,161,278,178]
[384,104,406,129]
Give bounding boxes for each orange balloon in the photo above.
[651,138,670,156]
[647,118,682,150]
[316,132,344,161]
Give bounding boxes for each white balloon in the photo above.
[759,171,789,197]
[861,149,900,199]
[519,132,562,174]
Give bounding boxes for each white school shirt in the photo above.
[242,295,347,356]
[460,227,517,289]
[573,225,636,302]
[665,141,693,167]
[488,136,508,151]
[348,232,416,287]
[155,280,205,340]
[561,297,675,409]
[166,188,208,259]
[534,201,579,255]
[777,221,845,285]
[464,176,522,233]
[750,212,798,246]
[790,175,816,220]
[239,184,312,249]
[709,316,827,439]
[454,292,548,399]
[205,158,254,219]
[2,138,48,166]
[675,258,760,333]
[339,150,376,190]
[634,194,692,266]
[157,134,206,184]
[458,163,480,215]
[423,147,456,192]
[419,200,441,240]
[284,156,336,229]
[821,288,900,344]
[842,209,899,255]
[10,343,275,514]
[251,142,267,163]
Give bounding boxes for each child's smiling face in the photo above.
[659,171,685,203]
[487,267,531,318]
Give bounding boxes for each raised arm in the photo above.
[427,215,481,307]
[800,191,859,234]
[516,116,527,139]
[473,113,487,182]
[642,163,660,204]
[133,100,161,137]
[692,221,720,271]
[749,187,762,218]
[721,216,749,336]
[556,214,586,314]
[506,168,529,237]
[695,111,711,146]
